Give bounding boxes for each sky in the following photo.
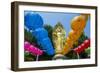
[24,11,90,38]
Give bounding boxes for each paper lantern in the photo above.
[24,41,31,51]
[24,12,54,55]
[66,37,74,46]
[62,43,71,55]
[24,12,43,30]
[74,39,90,54]
[71,15,86,31]
[38,38,55,55]
[68,30,81,42]
[29,45,43,56]
[24,41,43,56]
[62,14,89,55]
[84,39,90,48]
[75,44,85,54]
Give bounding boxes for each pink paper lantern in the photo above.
[24,41,43,56]
[24,41,31,51]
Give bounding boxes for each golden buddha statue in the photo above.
[52,22,66,60]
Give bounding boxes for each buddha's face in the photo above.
[56,27,62,32]
[71,15,86,31]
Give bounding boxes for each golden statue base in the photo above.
[52,54,67,60]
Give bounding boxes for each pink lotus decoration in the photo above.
[24,41,43,56]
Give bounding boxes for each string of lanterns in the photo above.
[24,41,43,56]
[74,39,90,54]
[25,12,55,56]
[62,14,89,55]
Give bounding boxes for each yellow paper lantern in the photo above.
[68,30,81,42]
[62,43,71,55]
[62,14,89,55]
[71,15,86,31]
[66,37,74,46]
[62,37,74,55]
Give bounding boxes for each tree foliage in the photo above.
[43,24,53,41]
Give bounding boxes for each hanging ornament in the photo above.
[74,39,90,54]
[62,14,89,55]
[24,12,54,55]
[24,12,43,30]
[68,30,82,42]
[71,14,88,31]
[62,43,71,55]
[24,41,43,56]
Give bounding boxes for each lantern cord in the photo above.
[36,55,39,61]
[76,53,80,59]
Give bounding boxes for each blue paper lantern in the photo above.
[24,12,54,55]
[33,28,48,40]
[24,12,43,30]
